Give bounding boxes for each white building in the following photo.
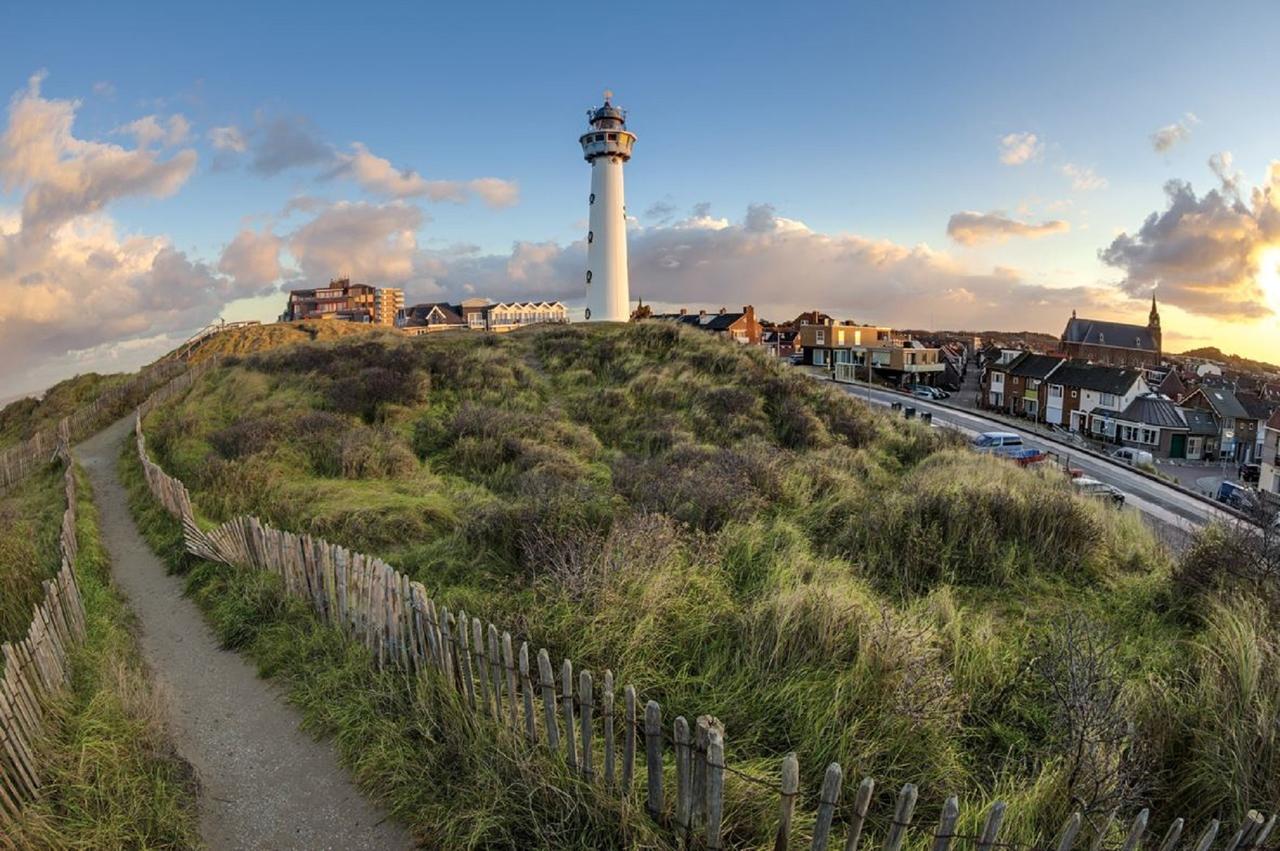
[580,91,635,322]
[1262,410,1280,503]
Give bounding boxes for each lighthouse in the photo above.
[580,91,635,322]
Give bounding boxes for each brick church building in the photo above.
[1060,294,1162,368]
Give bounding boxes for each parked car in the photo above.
[911,386,950,400]
[1239,463,1262,484]
[1008,447,1048,467]
[1072,477,1126,505]
[971,432,1025,457]
[911,388,935,400]
[1215,480,1259,510]
[1110,447,1155,468]
[787,352,805,366]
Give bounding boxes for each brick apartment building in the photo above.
[281,278,402,325]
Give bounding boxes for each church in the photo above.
[1060,295,1162,368]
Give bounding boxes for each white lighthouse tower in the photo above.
[580,90,635,322]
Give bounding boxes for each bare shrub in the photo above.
[339,428,417,479]
[1035,614,1148,816]
[1176,506,1280,611]
[208,417,281,459]
[613,443,771,531]
[860,610,963,730]
[524,512,684,601]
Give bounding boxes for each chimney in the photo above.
[743,305,754,322]
[719,307,727,315]
[679,308,687,316]
[699,309,706,319]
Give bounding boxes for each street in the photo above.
[825,377,1240,544]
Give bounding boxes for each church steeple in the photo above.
[1148,290,1160,329]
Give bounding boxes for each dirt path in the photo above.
[78,417,415,851]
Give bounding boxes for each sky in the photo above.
[2,0,1279,398]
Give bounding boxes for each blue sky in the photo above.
[3,0,1279,396]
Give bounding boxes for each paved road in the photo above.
[78,416,415,851]
[827,378,1238,539]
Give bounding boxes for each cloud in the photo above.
[1150,112,1199,153]
[946,211,1071,245]
[394,203,1116,336]
[1060,163,1108,191]
[115,114,190,148]
[91,81,115,98]
[0,73,197,240]
[1099,160,1280,320]
[999,132,1043,166]
[209,125,246,153]
[248,113,332,175]
[644,199,678,223]
[287,200,424,284]
[328,143,518,207]
[218,227,284,290]
[0,76,256,397]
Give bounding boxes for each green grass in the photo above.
[0,462,66,641]
[4,465,200,849]
[124,321,1280,845]
[0,372,132,449]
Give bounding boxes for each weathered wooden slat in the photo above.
[561,659,577,771]
[602,670,615,787]
[931,796,960,851]
[623,684,636,793]
[675,716,693,836]
[706,727,725,850]
[519,643,537,743]
[883,783,918,851]
[645,700,663,821]
[1191,820,1221,851]
[1122,809,1149,851]
[812,762,843,851]
[579,670,594,781]
[538,649,560,753]
[457,612,477,709]
[843,776,875,851]
[502,632,518,731]
[975,802,1007,851]
[488,624,503,722]
[774,752,799,851]
[1054,812,1085,851]
[1092,809,1119,851]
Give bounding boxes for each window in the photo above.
[1071,390,1078,398]
[608,133,618,140]
[1049,385,1063,399]
[589,193,595,204]
[585,270,592,283]
[1141,428,1157,444]
[587,231,593,244]
[1100,393,1118,407]
[595,134,604,142]
[815,329,825,345]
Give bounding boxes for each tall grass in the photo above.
[4,466,200,849]
[124,321,1273,841]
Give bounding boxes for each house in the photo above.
[1059,295,1162,367]
[1260,410,1280,504]
[1238,392,1276,464]
[397,302,467,335]
[654,306,764,345]
[1182,387,1262,462]
[761,327,800,358]
[1179,408,1221,461]
[938,343,967,391]
[1151,368,1187,401]
[1043,361,1148,432]
[1109,395,1191,458]
[1006,354,1065,420]
[798,322,945,386]
[397,300,567,335]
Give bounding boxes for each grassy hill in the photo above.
[0,372,133,449]
[135,321,1278,841]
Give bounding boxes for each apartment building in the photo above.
[281,278,379,322]
[397,299,567,334]
[1261,410,1280,503]
[373,288,404,326]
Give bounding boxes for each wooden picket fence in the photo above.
[0,451,88,826]
[132,372,1278,850]
[0,360,186,494]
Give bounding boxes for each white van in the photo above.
[1110,447,1155,468]
[971,432,1024,456]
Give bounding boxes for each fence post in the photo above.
[1121,809,1149,851]
[602,670,615,788]
[1054,812,1084,851]
[675,717,692,838]
[812,762,843,851]
[706,727,725,850]
[975,802,1007,851]
[774,752,799,851]
[1091,809,1118,851]
[471,619,489,716]
[1154,819,1183,851]
[561,659,577,771]
[623,685,636,793]
[487,624,503,722]
[645,700,663,821]
[579,670,594,782]
[457,612,477,709]
[519,642,537,743]
[931,796,960,851]
[883,783,918,851]
[502,632,519,731]
[843,777,874,851]
[537,649,559,753]
[1191,820,1220,851]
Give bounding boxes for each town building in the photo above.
[797,321,943,386]
[1107,395,1191,458]
[1182,387,1262,462]
[1261,410,1280,503]
[1059,295,1162,367]
[580,91,635,322]
[761,327,800,358]
[1042,361,1148,432]
[397,300,567,335]
[281,278,381,323]
[373,288,404,326]
[1001,353,1065,419]
[1179,408,1221,461]
[653,306,764,345]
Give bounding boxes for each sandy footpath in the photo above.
[78,416,414,850]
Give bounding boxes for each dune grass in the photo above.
[126,321,1280,844]
[0,463,65,641]
[0,372,133,450]
[3,465,200,850]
